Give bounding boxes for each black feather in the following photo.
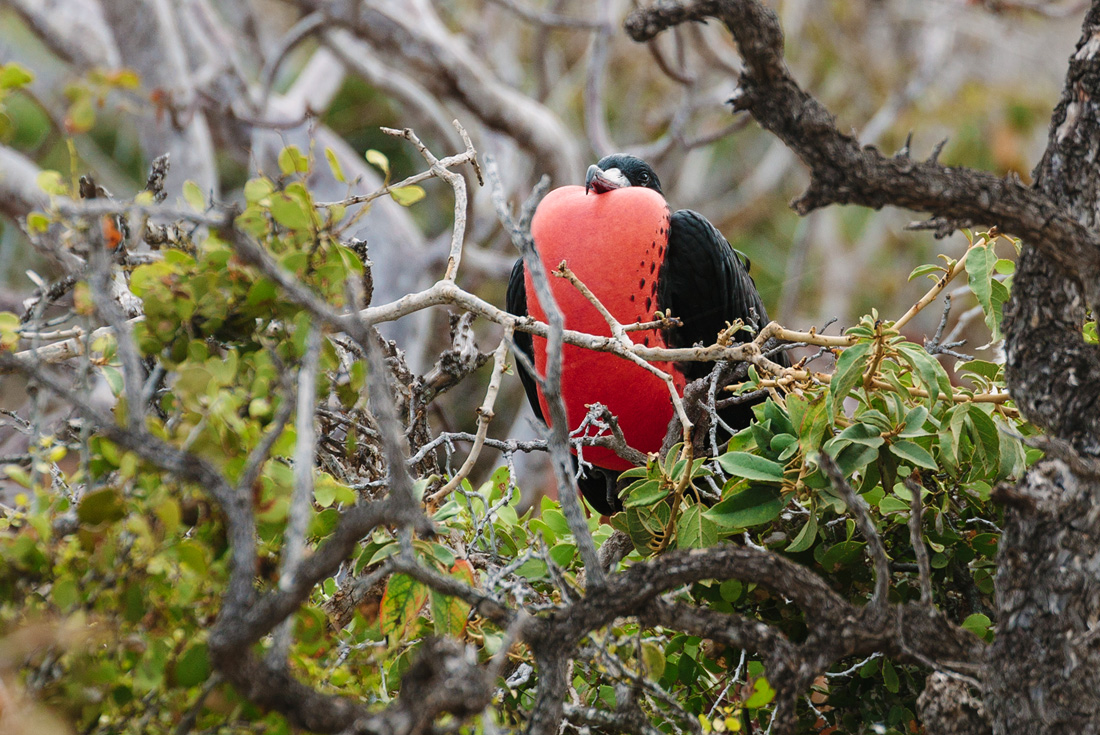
[658,208,789,429]
[506,258,544,424]
[658,209,772,370]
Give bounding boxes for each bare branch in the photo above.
[905,478,934,607]
[269,324,323,665]
[429,327,513,504]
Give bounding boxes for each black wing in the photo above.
[506,258,545,423]
[658,209,780,382]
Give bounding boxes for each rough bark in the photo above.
[989,5,1100,733]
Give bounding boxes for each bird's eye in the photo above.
[638,171,650,184]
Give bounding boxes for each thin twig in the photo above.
[429,327,513,503]
[269,323,323,665]
[905,478,934,606]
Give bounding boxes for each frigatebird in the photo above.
[507,154,779,515]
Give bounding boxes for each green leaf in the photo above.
[882,658,899,694]
[36,170,67,196]
[837,422,884,448]
[967,404,1001,473]
[365,149,390,176]
[676,504,718,549]
[785,510,818,552]
[997,417,1026,481]
[889,439,938,470]
[788,393,829,455]
[25,211,50,234]
[549,542,575,567]
[716,452,785,482]
[430,589,470,637]
[78,487,126,525]
[828,341,872,417]
[907,263,945,282]
[719,579,743,602]
[965,241,998,338]
[324,147,347,183]
[706,485,784,529]
[0,310,20,350]
[878,495,909,514]
[641,640,666,680]
[380,573,429,639]
[178,540,208,575]
[896,342,951,408]
[962,613,992,640]
[623,502,670,555]
[314,482,336,508]
[278,145,309,175]
[174,643,210,688]
[622,479,669,508]
[243,177,275,203]
[899,404,930,437]
[830,441,879,476]
[744,677,776,708]
[183,180,205,211]
[51,577,80,610]
[988,279,1010,340]
[820,540,865,571]
[269,192,313,231]
[66,94,95,133]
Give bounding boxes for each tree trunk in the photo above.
[993,4,1100,732]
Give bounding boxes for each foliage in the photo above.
[0,112,1033,735]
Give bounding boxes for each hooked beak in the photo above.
[585,165,629,194]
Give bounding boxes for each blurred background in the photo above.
[0,0,1084,498]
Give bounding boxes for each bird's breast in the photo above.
[526,185,685,469]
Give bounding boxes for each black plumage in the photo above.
[507,154,783,515]
[506,258,544,424]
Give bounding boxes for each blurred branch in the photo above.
[5,0,120,67]
[0,146,50,221]
[428,327,512,504]
[296,0,584,184]
[484,0,604,29]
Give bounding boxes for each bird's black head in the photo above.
[585,154,663,195]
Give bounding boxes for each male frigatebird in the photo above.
[507,154,778,515]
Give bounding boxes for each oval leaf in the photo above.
[716,452,785,482]
[706,485,784,529]
[889,439,938,470]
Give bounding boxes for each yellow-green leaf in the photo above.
[269,192,313,231]
[278,145,309,176]
[0,63,34,90]
[389,185,425,207]
[744,677,776,708]
[182,180,205,211]
[365,149,389,176]
[243,177,275,204]
[325,147,346,183]
[66,95,95,133]
[78,487,126,525]
[36,170,67,196]
[379,573,429,639]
